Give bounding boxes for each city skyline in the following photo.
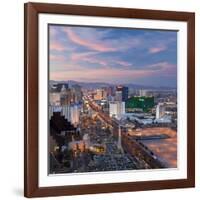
[49,81,177,173]
[49,25,177,87]
[50,79,177,89]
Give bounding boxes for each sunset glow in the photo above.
[49,25,177,87]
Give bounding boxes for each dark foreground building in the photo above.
[49,112,80,173]
[116,86,128,102]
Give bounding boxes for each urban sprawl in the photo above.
[49,81,177,174]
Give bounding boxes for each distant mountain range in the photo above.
[49,80,176,90]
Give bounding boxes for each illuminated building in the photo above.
[60,85,72,105]
[126,96,154,112]
[70,104,81,127]
[49,83,69,106]
[71,84,82,103]
[94,88,107,100]
[89,145,105,154]
[109,101,125,119]
[61,105,71,121]
[156,103,165,119]
[49,92,60,106]
[69,140,86,152]
[139,89,147,96]
[69,134,90,152]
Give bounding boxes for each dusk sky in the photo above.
[49,25,177,87]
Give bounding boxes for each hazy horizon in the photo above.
[50,79,177,89]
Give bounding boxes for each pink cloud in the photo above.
[149,46,167,54]
[50,61,176,82]
[50,68,155,82]
[160,63,176,76]
[82,57,107,66]
[63,28,116,52]
[71,52,97,61]
[49,27,57,37]
[71,52,134,69]
[71,52,108,66]
[50,54,65,62]
[50,41,66,51]
[115,60,132,67]
[50,60,177,82]
[145,62,177,77]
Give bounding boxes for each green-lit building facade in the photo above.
[125,96,154,112]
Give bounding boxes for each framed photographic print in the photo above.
[24,2,195,197]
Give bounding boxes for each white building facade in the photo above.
[109,101,125,120]
[156,103,165,119]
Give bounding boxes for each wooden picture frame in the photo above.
[24,2,195,198]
